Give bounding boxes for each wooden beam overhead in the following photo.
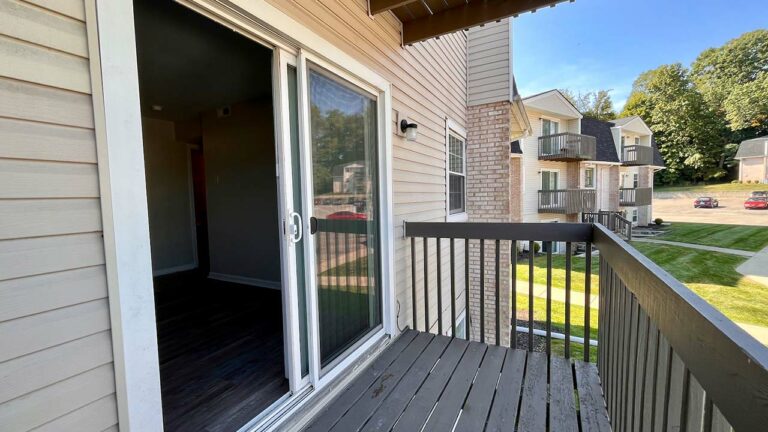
[369,0,419,15]
[401,0,567,44]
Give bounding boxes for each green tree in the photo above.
[622,64,729,184]
[561,89,617,121]
[691,30,768,134]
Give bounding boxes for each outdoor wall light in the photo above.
[400,119,418,141]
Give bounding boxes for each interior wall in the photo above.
[142,117,197,274]
[203,99,282,288]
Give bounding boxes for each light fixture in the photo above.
[400,119,418,141]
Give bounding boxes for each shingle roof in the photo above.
[510,140,523,154]
[580,118,619,163]
[610,116,640,127]
[735,136,768,158]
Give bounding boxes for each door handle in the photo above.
[289,212,303,243]
[310,216,318,235]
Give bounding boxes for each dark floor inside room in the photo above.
[154,272,288,432]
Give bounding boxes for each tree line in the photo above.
[564,30,768,185]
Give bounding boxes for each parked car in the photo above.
[693,197,719,208]
[750,191,768,198]
[744,197,768,210]
[327,211,367,220]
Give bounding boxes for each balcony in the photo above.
[622,145,654,166]
[308,222,768,431]
[538,189,596,214]
[538,132,597,161]
[620,187,653,206]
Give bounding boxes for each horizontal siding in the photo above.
[467,19,510,106]
[0,1,118,430]
[266,0,468,331]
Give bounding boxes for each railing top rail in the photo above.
[593,224,768,431]
[403,221,592,242]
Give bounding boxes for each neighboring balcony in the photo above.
[622,145,654,166]
[538,189,596,214]
[620,187,653,206]
[538,133,597,161]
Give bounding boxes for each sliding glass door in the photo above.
[307,66,382,368]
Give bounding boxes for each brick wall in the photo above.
[466,101,511,346]
[510,157,522,222]
[608,165,620,211]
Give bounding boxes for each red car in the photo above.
[693,197,718,208]
[744,197,768,210]
[327,211,367,220]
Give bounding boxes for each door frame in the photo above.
[88,0,395,429]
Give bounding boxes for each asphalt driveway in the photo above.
[653,195,768,226]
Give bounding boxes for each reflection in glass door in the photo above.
[307,66,381,368]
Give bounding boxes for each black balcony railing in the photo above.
[619,187,653,206]
[403,221,768,432]
[582,210,632,240]
[538,189,596,214]
[622,145,654,166]
[538,132,597,161]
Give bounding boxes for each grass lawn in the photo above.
[657,222,768,252]
[516,294,599,360]
[515,254,600,294]
[631,242,768,327]
[655,183,758,193]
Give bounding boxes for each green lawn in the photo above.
[516,294,599,360]
[655,182,758,193]
[657,222,768,252]
[631,242,768,327]
[515,254,600,294]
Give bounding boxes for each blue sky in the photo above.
[513,0,767,111]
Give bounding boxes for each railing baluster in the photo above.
[465,238,470,340]
[528,240,534,351]
[546,243,552,357]
[423,237,429,333]
[450,238,456,338]
[585,241,592,362]
[436,238,443,336]
[411,236,417,330]
[480,239,485,344]
[565,242,572,358]
[495,239,500,346]
[511,240,517,349]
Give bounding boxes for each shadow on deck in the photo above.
[305,330,610,432]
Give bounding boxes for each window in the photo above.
[454,312,466,338]
[542,119,559,136]
[621,136,626,146]
[634,137,640,145]
[633,173,639,188]
[632,209,638,223]
[584,168,595,188]
[448,132,466,215]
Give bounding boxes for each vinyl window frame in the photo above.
[446,119,468,222]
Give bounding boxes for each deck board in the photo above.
[306,330,611,432]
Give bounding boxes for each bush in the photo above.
[654,218,664,226]
[731,180,740,184]
[533,242,541,254]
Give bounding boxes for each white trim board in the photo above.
[208,272,282,290]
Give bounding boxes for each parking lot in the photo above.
[653,195,768,225]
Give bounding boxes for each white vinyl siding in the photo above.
[467,19,511,106]
[266,0,467,335]
[0,1,118,431]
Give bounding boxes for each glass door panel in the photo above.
[307,66,381,368]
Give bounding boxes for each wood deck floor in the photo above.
[306,330,611,432]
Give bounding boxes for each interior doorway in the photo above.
[133,0,287,429]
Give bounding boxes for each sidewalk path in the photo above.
[737,322,768,346]
[632,238,755,257]
[736,245,768,287]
